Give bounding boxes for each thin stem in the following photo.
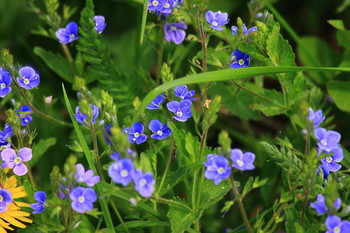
[156,21,165,85]
[264,203,288,232]
[61,44,73,63]
[153,196,196,213]
[89,122,105,181]
[229,176,253,233]
[301,187,310,226]
[110,199,130,233]
[26,164,37,190]
[157,135,175,196]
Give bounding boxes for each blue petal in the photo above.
[132,122,144,133]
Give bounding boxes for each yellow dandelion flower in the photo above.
[0,176,32,233]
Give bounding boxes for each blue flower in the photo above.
[203,154,231,185]
[230,149,255,171]
[30,191,47,214]
[17,105,33,125]
[149,120,172,140]
[17,66,40,90]
[205,11,230,31]
[308,108,325,128]
[132,169,155,198]
[93,16,106,34]
[166,100,192,122]
[108,158,135,186]
[103,124,114,145]
[0,124,13,148]
[320,147,343,172]
[159,0,177,14]
[174,85,196,101]
[148,0,161,12]
[74,104,99,126]
[0,189,12,213]
[0,68,12,97]
[55,21,80,44]
[69,187,97,213]
[127,122,147,144]
[314,128,341,152]
[325,215,350,233]
[147,94,165,110]
[110,149,135,161]
[231,24,257,36]
[310,194,341,215]
[1,147,32,176]
[75,164,100,187]
[230,49,250,69]
[164,21,187,45]
[319,164,330,181]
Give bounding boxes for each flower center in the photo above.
[163,3,170,8]
[321,139,327,146]
[157,130,163,136]
[236,159,244,167]
[171,26,177,31]
[326,157,333,163]
[212,21,218,27]
[134,132,140,138]
[0,196,3,202]
[238,59,245,65]
[217,167,225,174]
[70,34,76,39]
[334,226,341,233]
[14,157,22,164]
[152,0,159,6]
[0,83,6,89]
[176,111,183,117]
[121,169,128,177]
[139,179,147,186]
[23,78,30,85]
[78,196,85,203]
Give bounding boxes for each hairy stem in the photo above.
[90,122,105,181]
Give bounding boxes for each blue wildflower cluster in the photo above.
[308,108,343,178]
[148,0,182,15]
[203,149,256,185]
[56,16,106,44]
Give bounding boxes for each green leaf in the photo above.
[115,221,170,232]
[140,0,149,44]
[266,22,281,65]
[198,179,231,210]
[328,19,346,30]
[327,81,350,112]
[34,47,74,83]
[242,177,254,196]
[253,89,286,116]
[29,137,56,167]
[167,199,200,233]
[160,167,193,196]
[132,66,350,122]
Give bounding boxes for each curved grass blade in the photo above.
[132,66,350,121]
[62,84,117,233]
[140,0,149,44]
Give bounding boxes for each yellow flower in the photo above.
[0,176,32,232]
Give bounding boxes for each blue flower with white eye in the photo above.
[93,16,106,34]
[17,105,33,125]
[203,154,231,185]
[0,189,12,213]
[320,147,343,172]
[230,49,250,69]
[205,11,230,31]
[132,169,155,198]
[127,122,147,144]
[31,191,47,214]
[231,24,257,36]
[17,66,40,90]
[0,68,12,97]
[147,94,165,110]
[0,124,13,148]
[164,22,187,45]
[69,187,97,213]
[308,108,325,128]
[174,85,196,101]
[325,215,350,233]
[75,164,100,187]
[108,158,135,186]
[149,120,172,140]
[166,100,192,122]
[314,128,341,152]
[74,104,99,126]
[159,0,176,14]
[230,149,255,171]
[55,22,80,44]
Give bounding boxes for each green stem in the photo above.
[26,164,37,190]
[110,199,130,233]
[263,203,288,232]
[61,44,73,63]
[157,135,174,196]
[154,196,196,213]
[156,21,165,85]
[229,177,253,233]
[89,122,105,181]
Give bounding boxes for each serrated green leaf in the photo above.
[29,137,57,167]
[242,177,254,196]
[266,23,281,65]
[253,89,286,116]
[167,200,200,233]
[327,81,350,112]
[160,167,193,196]
[198,179,231,210]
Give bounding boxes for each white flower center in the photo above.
[334,227,341,233]
[163,3,170,8]
[157,130,163,136]
[70,34,76,39]
[23,78,30,85]
[121,169,128,177]
[171,26,177,31]
[0,196,3,202]
[176,111,183,117]
[326,157,333,163]
[212,21,218,26]
[217,167,225,174]
[238,59,245,65]
[78,196,85,203]
[152,0,159,6]
[236,159,244,167]
[14,157,22,164]
[134,132,140,138]
[139,179,147,186]
[321,139,327,146]
[0,83,6,89]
